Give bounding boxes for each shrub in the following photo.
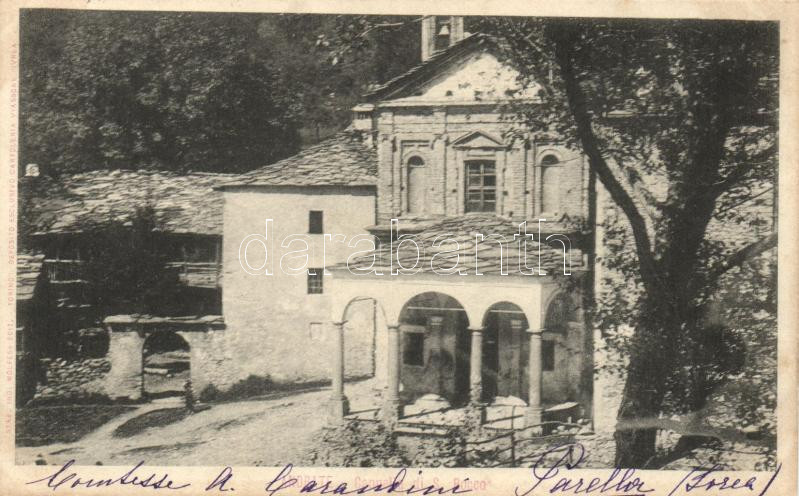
[198,384,221,403]
[409,428,467,467]
[307,421,407,467]
[199,375,275,403]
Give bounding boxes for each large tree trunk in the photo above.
[613,300,679,468]
[614,355,664,467]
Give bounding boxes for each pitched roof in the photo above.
[363,33,503,102]
[220,130,378,189]
[22,169,238,236]
[337,214,583,277]
[17,253,45,301]
[366,213,588,236]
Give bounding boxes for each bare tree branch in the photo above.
[714,186,773,218]
[350,17,424,40]
[709,232,777,282]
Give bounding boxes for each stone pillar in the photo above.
[468,326,486,427]
[104,328,145,401]
[526,328,544,427]
[373,303,388,391]
[188,328,232,395]
[510,319,523,398]
[328,321,349,423]
[428,316,444,393]
[382,323,402,424]
[469,326,484,404]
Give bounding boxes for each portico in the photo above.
[325,268,567,429]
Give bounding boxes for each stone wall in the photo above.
[187,328,236,392]
[104,329,145,400]
[33,357,111,402]
[103,315,231,401]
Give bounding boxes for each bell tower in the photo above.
[421,16,465,61]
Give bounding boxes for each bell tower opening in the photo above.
[421,16,465,61]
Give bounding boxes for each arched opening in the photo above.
[481,302,529,403]
[406,155,427,214]
[542,293,579,403]
[540,154,561,214]
[340,296,388,383]
[398,292,470,406]
[142,332,190,399]
[544,293,574,333]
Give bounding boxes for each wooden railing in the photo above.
[462,421,582,468]
[44,259,220,288]
[44,259,86,282]
[166,262,220,288]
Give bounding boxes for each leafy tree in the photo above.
[479,18,778,466]
[78,206,180,315]
[255,14,421,143]
[19,11,422,172]
[20,10,301,173]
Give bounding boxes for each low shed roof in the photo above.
[22,169,237,236]
[17,253,45,301]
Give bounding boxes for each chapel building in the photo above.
[218,16,596,428]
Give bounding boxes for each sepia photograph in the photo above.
[2,3,795,494]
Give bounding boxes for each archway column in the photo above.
[468,326,484,404]
[328,321,349,423]
[467,325,486,426]
[526,327,544,428]
[381,323,403,424]
[510,319,524,399]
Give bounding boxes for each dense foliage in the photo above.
[20,11,421,174]
[478,17,778,466]
[77,206,180,315]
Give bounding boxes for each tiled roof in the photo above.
[337,214,583,277]
[17,253,45,301]
[220,130,377,188]
[22,170,238,236]
[367,213,588,235]
[363,33,502,102]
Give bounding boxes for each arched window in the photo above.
[540,154,561,214]
[407,156,426,214]
[408,156,425,168]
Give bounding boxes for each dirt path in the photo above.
[17,380,378,466]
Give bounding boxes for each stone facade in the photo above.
[374,107,585,225]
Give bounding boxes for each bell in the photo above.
[438,24,450,36]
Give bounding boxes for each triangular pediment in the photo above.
[365,34,540,104]
[451,130,506,149]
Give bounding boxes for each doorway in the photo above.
[142,331,190,398]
